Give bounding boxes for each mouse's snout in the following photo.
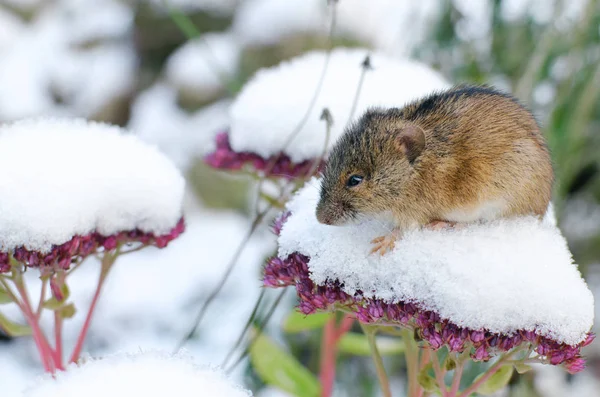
[316,200,345,226]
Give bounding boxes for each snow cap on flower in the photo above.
[0,118,185,269]
[266,180,595,370]
[24,350,252,397]
[207,48,449,175]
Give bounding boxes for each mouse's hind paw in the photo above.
[425,220,458,231]
[370,229,401,256]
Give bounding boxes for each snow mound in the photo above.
[166,33,240,93]
[24,351,252,397]
[129,83,229,170]
[0,118,185,252]
[229,48,450,163]
[278,180,594,346]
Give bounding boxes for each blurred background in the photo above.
[0,0,599,396]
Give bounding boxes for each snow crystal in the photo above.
[0,118,185,252]
[229,48,450,163]
[24,351,252,397]
[278,180,594,346]
[166,33,240,93]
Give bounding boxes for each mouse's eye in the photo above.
[346,175,364,187]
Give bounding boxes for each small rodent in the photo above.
[315,85,554,254]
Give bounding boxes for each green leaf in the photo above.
[283,311,333,333]
[0,312,32,337]
[43,283,71,310]
[474,365,514,395]
[58,303,76,319]
[0,285,13,304]
[417,363,439,393]
[249,329,321,397]
[337,332,405,356]
[514,362,533,374]
[444,355,457,371]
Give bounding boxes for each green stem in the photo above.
[401,328,421,397]
[361,324,392,397]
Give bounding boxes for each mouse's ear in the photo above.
[395,124,425,163]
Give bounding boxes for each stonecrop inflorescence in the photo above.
[205,48,449,178]
[264,181,595,374]
[0,118,186,373]
[205,132,322,179]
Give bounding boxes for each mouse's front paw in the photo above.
[370,229,401,256]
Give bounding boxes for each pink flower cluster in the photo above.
[205,132,324,179]
[264,214,593,374]
[0,218,185,273]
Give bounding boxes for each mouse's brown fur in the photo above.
[316,85,554,237]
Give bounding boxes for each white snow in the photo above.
[38,0,133,45]
[278,180,595,346]
[129,83,230,170]
[0,3,135,121]
[232,0,440,54]
[51,44,137,118]
[0,118,185,252]
[229,48,450,163]
[23,351,252,397]
[166,33,240,94]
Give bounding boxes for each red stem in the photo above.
[319,314,354,397]
[432,349,448,397]
[336,314,354,337]
[69,253,117,364]
[15,282,55,372]
[69,270,107,364]
[458,356,509,397]
[54,311,64,370]
[320,317,337,397]
[448,361,464,397]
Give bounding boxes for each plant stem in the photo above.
[54,311,64,369]
[69,252,116,363]
[320,317,337,397]
[336,314,354,337]
[362,324,392,397]
[401,328,421,397]
[35,277,48,319]
[458,354,511,397]
[431,349,448,397]
[448,357,464,397]
[13,276,55,372]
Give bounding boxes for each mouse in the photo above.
[315,84,554,255]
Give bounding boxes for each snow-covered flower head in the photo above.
[0,118,185,273]
[264,180,595,373]
[24,351,252,397]
[206,48,450,178]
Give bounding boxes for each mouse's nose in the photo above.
[316,206,333,225]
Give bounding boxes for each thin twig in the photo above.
[175,0,341,353]
[174,212,268,352]
[225,288,288,373]
[220,288,266,368]
[346,55,372,127]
